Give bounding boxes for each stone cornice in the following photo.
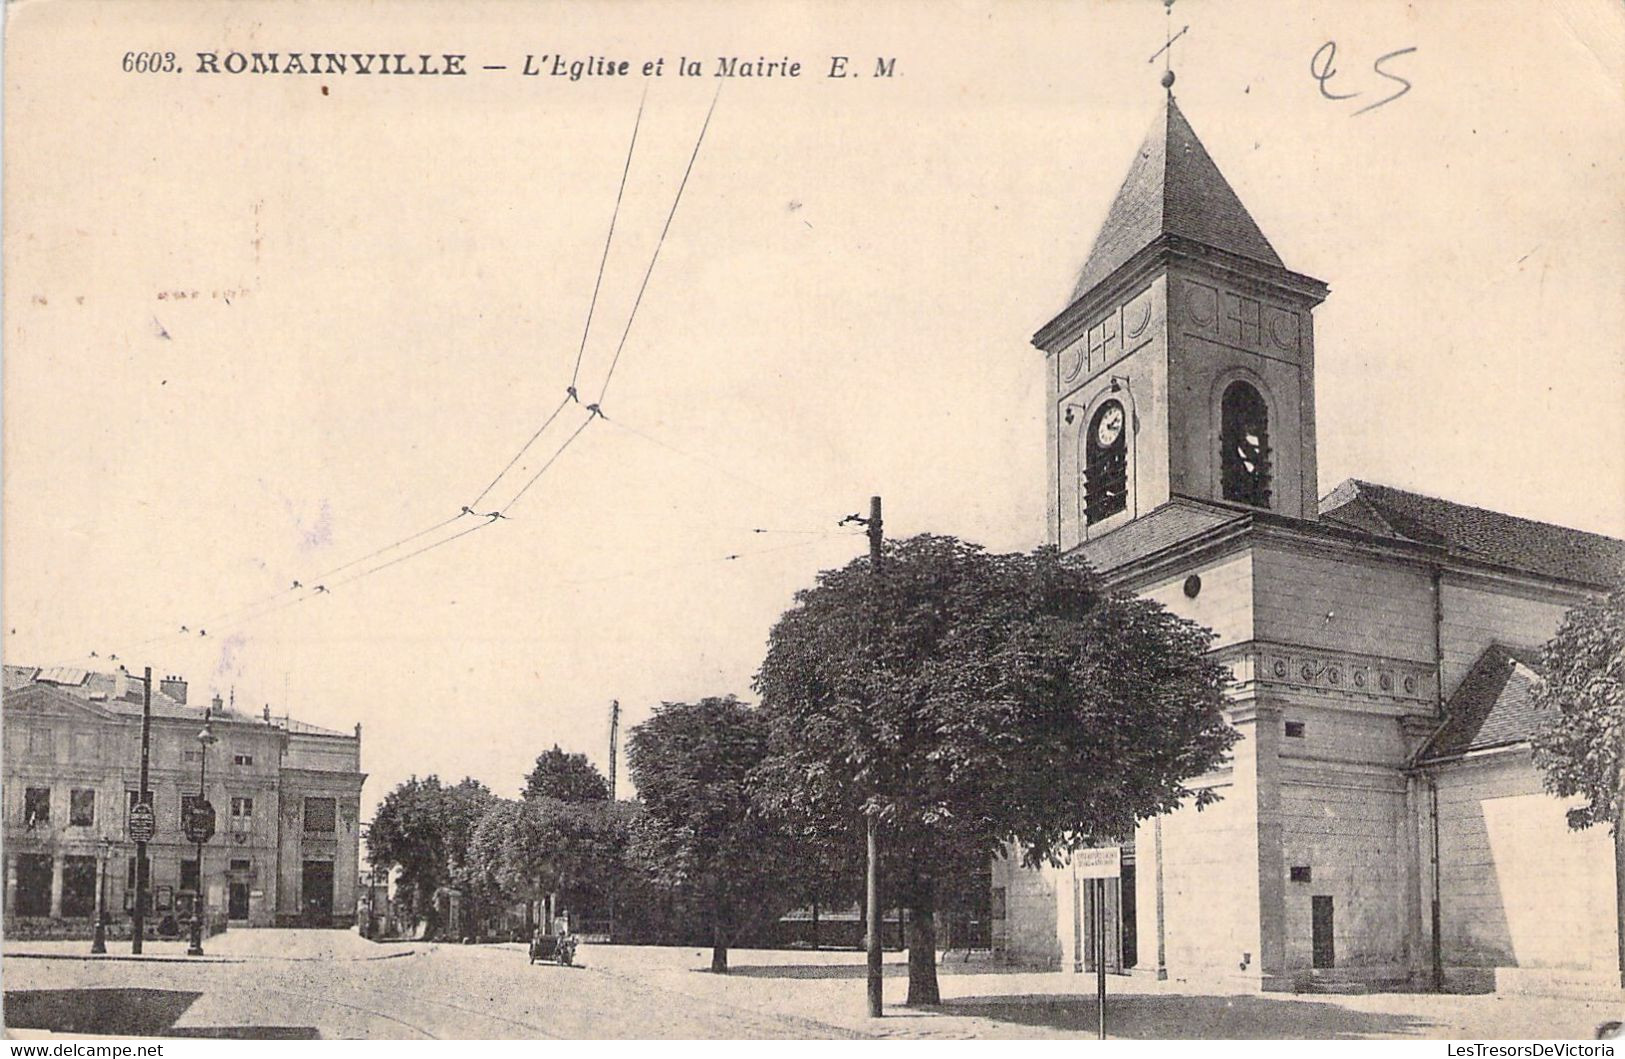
[1079,496,1611,598]
[1214,639,1438,716]
[1034,235,1329,353]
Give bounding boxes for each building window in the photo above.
[181,793,203,827]
[181,859,200,892]
[1290,865,1312,883]
[1084,400,1128,525]
[183,749,202,763]
[1220,381,1271,508]
[231,796,254,819]
[1284,721,1306,738]
[24,787,51,828]
[61,855,98,917]
[127,789,154,812]
[234,753,254,766]
[16,854,52,916]
[28,727,53,759]
[69,788,96,827]
[230,859,251,873]
[304,797,336,833]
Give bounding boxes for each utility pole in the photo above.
[132,667,152,954]
[607,698,621,943]
[607,699,621,801]
[863,496,884,1018]
[840,495,886,1017]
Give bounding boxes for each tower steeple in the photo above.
[1072,96,1284,301]
[1035,98,1328,550]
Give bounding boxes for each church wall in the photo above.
[1277,758,1410,975]
[1252,543,1435,661]
[1430,750,1619,975]
[1138,548,1254,648]
[1151,762,1263,981]
[1436,578,1573,700]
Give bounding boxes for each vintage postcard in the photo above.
[3,0,1622,1045]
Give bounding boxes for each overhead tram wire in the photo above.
[326,513,501,591]
[497,410,598,514]
[465,394,572,510]
[466,81,648,509]
[54,88,727,664]
[144,509,474,637]
[179,90,712,622]
[570,82,649,399]
[595,80,723,407]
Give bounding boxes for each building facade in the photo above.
[994,95,1623,994]
[2,665,366,936]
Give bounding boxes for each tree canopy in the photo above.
[367,775,496,933]
[625,695,797,972]
[1531,574,1625,833]
[753,535,1237,1003]
[523,745,610,803]
[469,795,634,921]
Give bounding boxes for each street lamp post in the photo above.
[91,835,112,954]
[187,709,218,957]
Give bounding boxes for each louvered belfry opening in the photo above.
[1221,381,1271,508]
[1084,400,1128,524]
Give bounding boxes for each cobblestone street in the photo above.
[5,932,1621,1039]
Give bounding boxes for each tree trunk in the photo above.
[711,922,729,974]
[905,879,941,1006]
[811,900,820,950]
[1615,814,1624,989]
[711,893,730,974]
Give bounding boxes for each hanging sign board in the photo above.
[1074,846,1121,879]
[184,801,217,844]
[128,802,157,842]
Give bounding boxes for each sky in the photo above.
[5,0,1622,824]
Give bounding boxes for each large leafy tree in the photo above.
[754,535,1237,1005]
[1530,572,1624,986]
[1531,576,1625,831]
[625,696,796,972]
[523,745,610,803]
[367,775,495,936]
[470,795,634,924]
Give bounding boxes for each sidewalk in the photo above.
[567,944,1625,1040]
[5,928,411,964]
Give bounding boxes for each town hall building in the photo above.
[3,665,366,937]
[991,92,1624,994]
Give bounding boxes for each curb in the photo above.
[6,953,245,964]
[6,949,417,964]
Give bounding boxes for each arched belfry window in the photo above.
[1221,381,1272,508]
[1084,400,1128,525]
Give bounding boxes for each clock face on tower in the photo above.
[1096,404,1125,447]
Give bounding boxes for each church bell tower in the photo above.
[1035,94,1330,551]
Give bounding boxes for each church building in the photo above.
[991,91,1624,994]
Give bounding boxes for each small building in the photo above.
[2,665,366,936]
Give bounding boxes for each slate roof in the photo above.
[1418,644,1546,762]
[1320,479,1625,588]
[1072,95,1283,301]
[1078,498,1246,573]
[3,663,353,737]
